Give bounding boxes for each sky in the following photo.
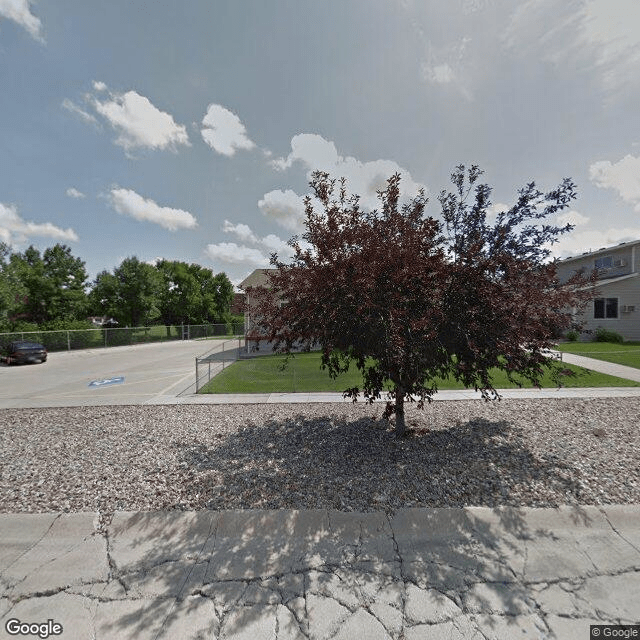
[1,0,640,290]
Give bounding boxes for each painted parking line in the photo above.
[143,369,197,404]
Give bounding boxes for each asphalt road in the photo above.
[0,339,239,409]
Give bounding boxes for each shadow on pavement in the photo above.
[92,414,611,639]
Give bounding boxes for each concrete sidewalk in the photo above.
[557,351,640,383]
[1,506,639,639]
[153,386,640,405]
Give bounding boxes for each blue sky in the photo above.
[1,0,640,289]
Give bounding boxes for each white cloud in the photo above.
[267,133,428,228]
[0,202,78,245]
[260,233,290,254]
[0,0,43,42]
[421,37,471,91]
[204,242,269,267]
[258,189,307,232]
[222,220,258,244]
[556,209,590,226]
[272,135,339,172]
[108,188,197,231]
[579,0,640,80]
[201,104,255,156]
[461,0,493,12]
[92,85,190,152]
[589,154,640,210]
[548,226,640,259]
[424,62,455,84]
[219,220,294,267]
[503,0,640,96]
[92,80,107,92]
[66,187,85,199]
[62,99,99,125]
[143,256,164,267]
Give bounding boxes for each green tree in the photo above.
[8,246,48,325]
[0,243,15,330]
[190,265,233,323]
[156,260,200,326]
[88,270,120,320]
[41,244,89,323]
[2,244,89,327]
[155,261,234,325]
[112,257,161,327]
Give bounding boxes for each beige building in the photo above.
[555,239,640,341]
[238,268,278,345]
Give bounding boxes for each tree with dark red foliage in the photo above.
[247,165,596,436]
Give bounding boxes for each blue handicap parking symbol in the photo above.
[88,376,125,388]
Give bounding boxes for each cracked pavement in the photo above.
[1,506,639,639]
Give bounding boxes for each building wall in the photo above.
[555,244,638,284]
[573,275,640,341]
[555,243,640,341]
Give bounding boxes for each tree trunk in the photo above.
[395,387,407,437]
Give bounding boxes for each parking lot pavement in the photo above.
[0,340,231,409]
[1,505,639,639]
[2,343,639,410]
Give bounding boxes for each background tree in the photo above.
[41,244,89,323]
[88,270,120,321]
[248,167,596,436]
[156,260,200,326]
[88,258,234,328]
[155,261,234,326]
[0,242,17,330]
[111,257,161,327]
[4,244,89,327]
[194,267,234,324]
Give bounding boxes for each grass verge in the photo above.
[556,340,640,370]
[198,351,640,394]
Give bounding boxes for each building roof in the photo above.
[239,268,278,290]
[576,272,640,290]
[557,239,640,264]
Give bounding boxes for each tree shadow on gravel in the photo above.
[178,413,590,511]
[94,413,607,639]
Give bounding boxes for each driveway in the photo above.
[0,339,238,409]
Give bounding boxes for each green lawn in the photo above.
[556,341,640,370]
[198,351,640,394]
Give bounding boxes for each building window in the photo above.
[594,298,618,319]
[594,256,613,269]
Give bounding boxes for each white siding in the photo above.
[571,275,640,341]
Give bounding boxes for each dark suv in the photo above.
[2,341,48,365]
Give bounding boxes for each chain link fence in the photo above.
[195,336,338,394]
[0,321,244,353]
[195,337,246,392]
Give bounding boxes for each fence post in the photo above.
[67,331,71,351]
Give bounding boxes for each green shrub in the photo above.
[594,327,624,344]
[565,329,579,342]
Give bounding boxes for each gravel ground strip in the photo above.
[1,399,638,516]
